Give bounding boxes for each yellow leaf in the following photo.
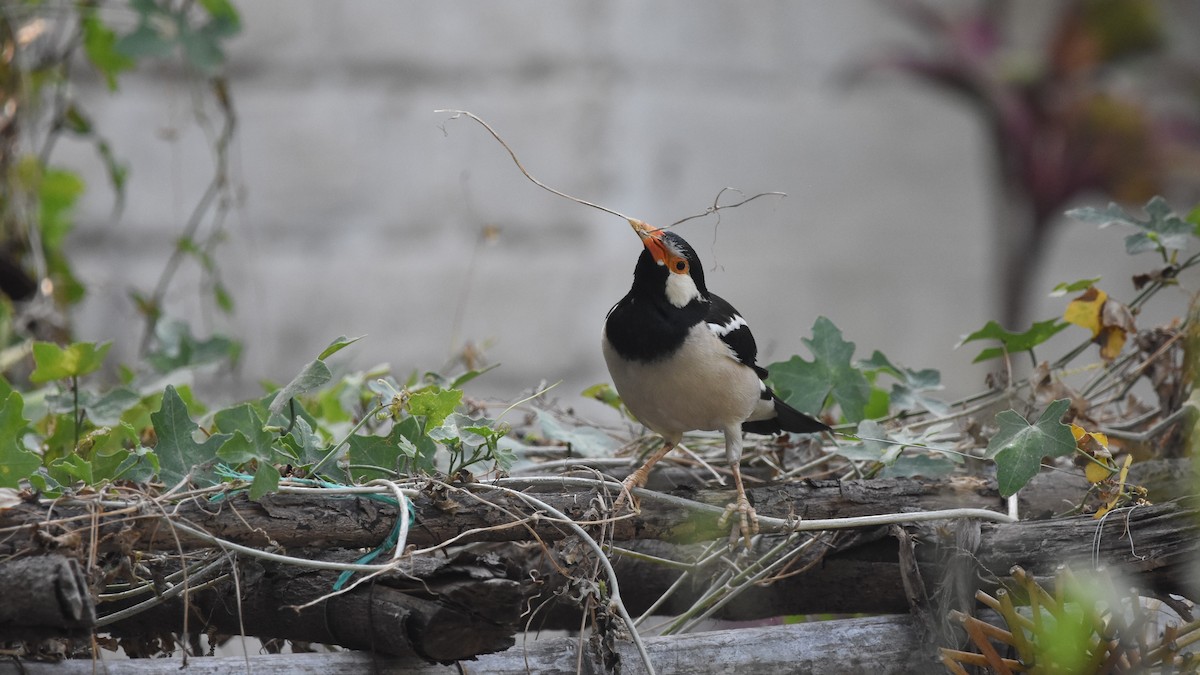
[1071,424,1086,441]
[1085,460,1114,483]
[1064,287,1107,337]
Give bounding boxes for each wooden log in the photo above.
[0,615,929,674]
[101,550,533,661]
[0,555,95,639]
[0,461,1189,639]
[525,500,1200,627]
[9,457,1179,558]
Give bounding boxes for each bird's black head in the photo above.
[629,224,708,309]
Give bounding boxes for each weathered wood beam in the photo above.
[0,615,929,674]
[10,457,1184,558]
[528,500,1200,627]
[0,555,95,640]
[99,551,533,661]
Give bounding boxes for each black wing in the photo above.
[707,295,830,436]
[705,294,768,378]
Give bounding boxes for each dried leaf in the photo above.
[0,487,20,510]
[1064,287,1106,337]
[1063,287,1135,361]
[1094,454,1134,519]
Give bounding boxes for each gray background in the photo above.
[57,1,1199,414]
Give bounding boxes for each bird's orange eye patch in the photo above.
[671,258,689,274]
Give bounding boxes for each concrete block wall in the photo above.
[53,1,1191,415]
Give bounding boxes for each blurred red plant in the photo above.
[856,0,1200,326]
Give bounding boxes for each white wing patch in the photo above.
[707,314,747,337]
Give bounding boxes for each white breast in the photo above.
[602,325,762,438]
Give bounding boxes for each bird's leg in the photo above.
[614,437,677,511]
[717,427,758,548]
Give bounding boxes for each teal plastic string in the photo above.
[208,464,414,590]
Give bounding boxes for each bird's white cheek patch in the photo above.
[665,273,699,308]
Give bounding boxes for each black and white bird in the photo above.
[603,218,830,545]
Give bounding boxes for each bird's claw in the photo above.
[613,475,643,513]
[718,495,758,549]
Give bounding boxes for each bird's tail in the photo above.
[742,390,830,436]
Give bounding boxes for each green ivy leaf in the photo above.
[430,412,496,448]
[346,433,401,482]
[265,336,360,417]
[449,363,500,390]
[91,421,140,458]
[407,387,462,430]
[346,416,439,482]
[36,167,87,305]
[767,317,870,422]
[49,454,93,486]
[393,416,437,473]
[268,360,331,416]
[85,387,141,427]
[279,417,326,465]
[1068,197,1195,255]
[0,393,38,488]
[199,0,241,24]
[249,463,280,500]
[958,319,1068,363]
[318,335,364,361]
[82,10,136,90]
[985,399,1076,497]
[94,446,158,484]
[537,410,620,457]
[1187,205,1200,234]
[215,432,257,464]
[259,391,319,436]
[214,404,275,464]
[835,419,898,464]
[39,413,77,467]
[39,168,85,249]
[150,385,229,487]
[491,443,517,472]
[859,350,948,417]
[30,341,111,383]
[582,382,623,409]
[146,319,240,373]
[862,386,891,420]
[89,448,128,483]
[117,0,180,59]
[880,453,957,478]
[180,28,223,73]
[1049,277,1104,297]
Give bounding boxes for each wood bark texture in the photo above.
[101,550,533,662]
[0,459,1191,660]
[0,614,927,674]
[0,555,95,639]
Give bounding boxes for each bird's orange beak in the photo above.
[629,218,669,265]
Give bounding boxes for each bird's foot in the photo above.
[613,473,646,512]
[718,494,759,549]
